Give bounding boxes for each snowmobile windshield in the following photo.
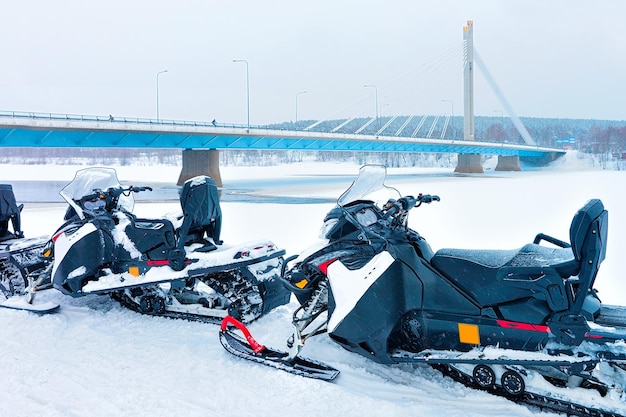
[337,165,400,208]
[60,167,134,220]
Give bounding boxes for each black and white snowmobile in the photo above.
[220,165,626,417]
[50,167,290,323]
[0,184,58,312]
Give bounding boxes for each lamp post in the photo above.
[295,90,307,125]
[379,103,390,118]
[156,70,168,122]
[233,59,250,129]
[494,109,504,142]
[364,84,378,131]
[363,84,378,119]
[442,99,454,139]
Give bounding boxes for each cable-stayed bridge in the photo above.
[0,21,564,185]
[0,110,563,184]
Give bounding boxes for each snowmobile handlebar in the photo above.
[82,185,152,201]
[382,194,439,226]
[126,185,153,194]
[384,194,440,214]
[417,194,440,204]
[78,185,153,213]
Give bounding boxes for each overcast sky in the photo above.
[1,0,624,125]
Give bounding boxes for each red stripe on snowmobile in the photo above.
[496,320,550,333]
[317,258,338,275]
[52,230,64,242]
[220,316,266,354]
[146,260,169,266]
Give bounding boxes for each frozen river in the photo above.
[6,169,457,204]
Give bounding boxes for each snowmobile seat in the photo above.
[177,176,222,251]
[430,244,574,310]
[124,216,178,259]
[430,199,607,316]
[0,184,24,241]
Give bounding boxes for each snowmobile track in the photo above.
[112,294,222,324]
[434,364,625,417]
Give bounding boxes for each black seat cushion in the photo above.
[431,244,575,306]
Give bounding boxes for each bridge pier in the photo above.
[177,149,222,187]
[495,155,521,171]
[454,154,484,173]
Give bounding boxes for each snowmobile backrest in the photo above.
[548,199,608,335]
[566,199,607,315]
[569,199,607,264]
[0,184,23,240]
[178,176,222,246]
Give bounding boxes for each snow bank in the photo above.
[1,153,623,417]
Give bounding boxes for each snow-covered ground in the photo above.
[1,152,625,417]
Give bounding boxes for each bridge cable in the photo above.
[474,48,536,146]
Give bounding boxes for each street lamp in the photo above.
[379,103,390,118]
[156,70,168,122]
[233,59,250,129]
[363,84,378,120]
[364,84,379,131]
[442,99,454,139]
[295,91,307,124]
[494,109,504,142]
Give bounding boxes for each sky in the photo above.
[1,0,625,125]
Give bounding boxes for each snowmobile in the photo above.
[0,184,58,312]
[47,167,290,323]
[220,165,626,417]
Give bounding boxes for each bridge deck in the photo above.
[0,114,563,158]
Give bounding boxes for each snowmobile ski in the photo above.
[0,296,59,313]
[219,316,340,381]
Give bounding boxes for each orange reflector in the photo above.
[294,279,308,289]
[128,266,140,277]
[458,323,480,345]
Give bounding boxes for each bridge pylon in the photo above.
[177,149,222,187]
[455,20,521,173]
[455,20,484,174]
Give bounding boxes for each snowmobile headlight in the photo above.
[355,208,378,227]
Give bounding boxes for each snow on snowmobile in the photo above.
[49,167,290,323]
[0,184,58,312]
[220,165,626,417]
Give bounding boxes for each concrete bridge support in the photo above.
[455,154,484,173]
[177,149,222,187]
[495,155,521,171]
